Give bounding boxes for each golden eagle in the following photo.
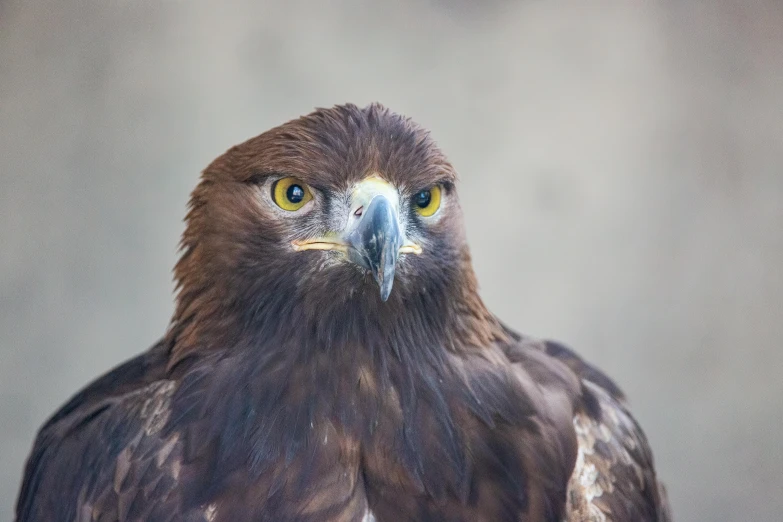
[16,104,671,521]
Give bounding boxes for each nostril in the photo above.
[354,206,364,217]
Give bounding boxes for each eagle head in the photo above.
[169,103,491,357]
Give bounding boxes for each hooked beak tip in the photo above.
[379,282,392,302]
[375,260,395,302]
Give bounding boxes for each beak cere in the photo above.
[346,195,402,301]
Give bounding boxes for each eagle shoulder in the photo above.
[566,381,671,522]
[499,323,671,521]
[15,341,204,522]
[536,339,671,521]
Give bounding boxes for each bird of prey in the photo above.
[16,103,671,522]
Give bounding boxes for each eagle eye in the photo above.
[272,177,313,211]
[413,185,442,217]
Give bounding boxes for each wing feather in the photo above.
[498,323,671,521]
[13,343,215,522]
[566,381,670,521]
[16,378,188,522]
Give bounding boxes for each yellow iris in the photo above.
[413,185,442,217]
[272,177,313,211]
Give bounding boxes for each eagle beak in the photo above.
[345,193,402,301]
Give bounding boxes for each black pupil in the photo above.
[286,184,305,204]
[415,190,431,208]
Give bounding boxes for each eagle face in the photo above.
[177,104,469,349]
[260,168,446,301]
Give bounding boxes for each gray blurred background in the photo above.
[1,1,782,520]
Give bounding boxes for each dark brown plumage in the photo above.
[16,103,671,521]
